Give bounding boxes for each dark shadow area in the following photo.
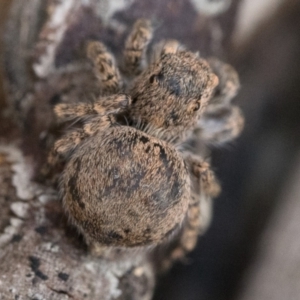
[154,1,300,299]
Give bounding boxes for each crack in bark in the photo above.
[47,285,74,299]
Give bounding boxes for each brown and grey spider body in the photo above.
[47,19,243,264]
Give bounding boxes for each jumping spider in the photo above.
[47,19,244,265]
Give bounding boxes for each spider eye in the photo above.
[193,102,201,112]
[149,75,156,84]
[149,72,164,84]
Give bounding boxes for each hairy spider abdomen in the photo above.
[62,126,190,247]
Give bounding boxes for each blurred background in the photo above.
[1,0,300,299]
[154,0,300,299]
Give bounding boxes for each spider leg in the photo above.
[87,41,123,95]
[54,94,131,123]
[46,114,116,174]
[197,104,245,145]
[189,157,221,198]
[161,154,220,270]
[193,58,244,144]
[123,19,153,76]
[207,57,240,106]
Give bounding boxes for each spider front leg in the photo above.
[207,57,240,106]
[123,19,153,76]
[194,57,244,144]
[87,41,123,95]
[196,104,245,145]
[161,154,220,270]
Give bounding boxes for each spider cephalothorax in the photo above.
[47,19,244,265]
[128,51,218,143]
